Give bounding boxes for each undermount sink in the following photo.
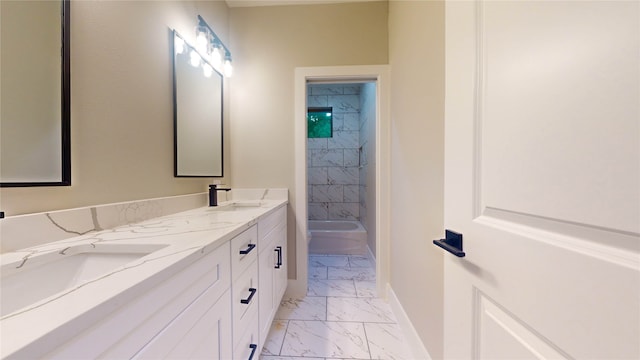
[210,201,263,211]
[0,243,167,317]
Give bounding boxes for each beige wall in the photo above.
[229,1,388,278]
[389,1,445,358]
[0,1,230,216]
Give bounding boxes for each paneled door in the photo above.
[443,1,639,358]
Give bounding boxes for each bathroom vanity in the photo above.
[0,192,287,359]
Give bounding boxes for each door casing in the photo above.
[289,65,391,298]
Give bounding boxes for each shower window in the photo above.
[307,107,333,138]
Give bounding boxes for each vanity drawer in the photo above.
[258,206,286,244]
[231,225,258,279]
[232,261,259,346]
[233,305,260,360]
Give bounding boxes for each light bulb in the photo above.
[190,50,201,67]
[195,26,208,54]
[223,58,233,77]
[174,36,185,54]
[203,63,213,77]
[211,45,223,69]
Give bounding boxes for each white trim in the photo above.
[387,285,433,360]
[292,65,391,299]
[366,244,376,269]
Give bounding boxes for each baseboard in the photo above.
[366,244,376,267]
[387,285,432,360]
[285,279,307,299]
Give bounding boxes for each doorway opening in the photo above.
[306,82,377,281]
[291,66,390,299]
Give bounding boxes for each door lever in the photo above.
[433,230,465,257]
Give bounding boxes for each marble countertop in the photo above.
[0,198,287,358]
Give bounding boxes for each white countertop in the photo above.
[0,198,287,358]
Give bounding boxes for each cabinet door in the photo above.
[274,228,287,301]
[258,221,288,347]
[133,289,232,359]
[49,243,230,360]
[258,243,275,343]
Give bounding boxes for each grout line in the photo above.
[325,295,329,321]
[353,279,358,297]
[278,319,291,356]
[287,319,398,325]
[362,321,373,359]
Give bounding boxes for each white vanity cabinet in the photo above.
[8,203,288,360]
[258,206,288,348]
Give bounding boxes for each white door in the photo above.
[443,1,639,358]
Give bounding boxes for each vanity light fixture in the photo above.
[196,15,233,77]
[174,32,219,78]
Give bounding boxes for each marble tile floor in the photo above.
[261,255,411,360]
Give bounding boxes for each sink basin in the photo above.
[0,243,167,317]
[210,201,263,212]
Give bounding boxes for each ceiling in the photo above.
[225,0,380,8]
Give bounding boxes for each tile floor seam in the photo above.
[277,319,290,356]
[362,321,373,360]
[281,319,397,325]
[323,297,331,320]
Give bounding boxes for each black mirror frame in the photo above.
[1,0,71,187]
[172,30,224,178]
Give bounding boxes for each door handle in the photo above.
[239,243,256,255]
[433,230,465,257]
[274,246,283,268]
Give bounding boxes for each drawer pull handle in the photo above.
[239,243,256,255]
[248,344,258,360]
[240,288,257,304]
[274,246,283,269]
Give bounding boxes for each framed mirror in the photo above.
[173,30,223,177]
[0,0,71,187]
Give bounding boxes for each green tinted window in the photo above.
[307,107,333,138]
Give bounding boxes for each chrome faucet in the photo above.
[209,184,231,206]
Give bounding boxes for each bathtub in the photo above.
[308,220,368,255]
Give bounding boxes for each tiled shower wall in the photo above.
[307,84,362,220]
